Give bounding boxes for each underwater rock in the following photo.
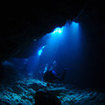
[12,85,24,94]
[47,87,68,96]
[0,99,10,105]
[0,78,105,105]
[34,90,61,105]
[28,83,46,91]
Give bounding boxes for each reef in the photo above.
[0,78,105,105]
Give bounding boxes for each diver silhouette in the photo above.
[43,61,66,83]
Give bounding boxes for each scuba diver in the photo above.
[43,60,66,83]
